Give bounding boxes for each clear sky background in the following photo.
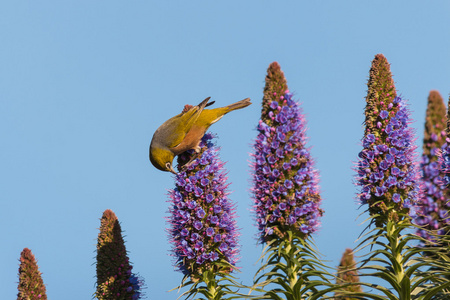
[1,1,449,299]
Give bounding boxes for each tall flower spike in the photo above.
[95,209,144,300]
[415,91,449,242]
[168,133,240,279]
[440,96,450,188]
[356,54,419,225]
[17,248,47,300]
[252,62,323,242]
[334,248,362,298]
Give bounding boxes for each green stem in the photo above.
[386,220,410,300]
[204,271,220,300]
[286,236,302,300]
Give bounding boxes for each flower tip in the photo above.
[374,53,387,61]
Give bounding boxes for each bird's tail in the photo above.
[225,98,252,112]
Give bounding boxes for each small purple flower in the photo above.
[219,243,228,252]
[385,176,397,188]
[268,156,277,164]
[374,171,384,182]
[210,215,219,224]
[191,233,199,241]
[214,205,222,214]
[196,209,206,219]
[380,110,389,119]
[206,227,214,237]
[210,252,219,261]
[393,193,401,203]
[300,224,309,234]
[193,220,203,230]
[272,169,280,178]
[284,180,293,189]
[364,134,376,147]
[379,160,389,171]
[391,167,401,176]
[194,241,204,251]
[200,178,210,186]
[194,186,203,197]
[214,234,221,243]
[375,186,386,197]
[177,177,186,187]
[129,274,145,300]
[276,148,284,158]
[206,194,214,203]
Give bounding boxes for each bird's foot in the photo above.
[180,152,200,171]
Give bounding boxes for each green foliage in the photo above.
[252,230,334,300]
[171,261,248,300]
[351,215,450,300]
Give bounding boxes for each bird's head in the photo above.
[149,146,177,174]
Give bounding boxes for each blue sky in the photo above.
[1,1,449,298]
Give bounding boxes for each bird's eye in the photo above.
[165,162,171,170]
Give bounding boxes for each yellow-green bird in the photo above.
[149,97,251,174]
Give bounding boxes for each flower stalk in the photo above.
[168,133,242,299]
[415,90,449,244]
[354,54,450,299]
[441,96,450,188]
[17,248,47,300]
[251,62,330,299]
[252,62,323,243]
[95,209,144,300]
[334,248,362,299]
[357,54,419,227]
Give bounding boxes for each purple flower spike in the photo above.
[440,95,450,187]
[95,210,145,299]
[252,62,323,242]
[415,91,449,242]
[168,133,240,277]
[356,54,419,225]
[17,248,48,300]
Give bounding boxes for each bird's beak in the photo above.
[167,163,178,175]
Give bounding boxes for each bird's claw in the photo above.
[180,153,200,171]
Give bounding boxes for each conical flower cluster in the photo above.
[17,248,47,300]
[415,91,449,241]
[168,133,240,278]
[252,62,322,242]
[356,54,419,225]
[334,248,362,298]
[440,96,450,188]
[95,209,144,300]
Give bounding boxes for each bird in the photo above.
[149,97,252,174]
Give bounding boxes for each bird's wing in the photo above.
[163,97,211,149]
